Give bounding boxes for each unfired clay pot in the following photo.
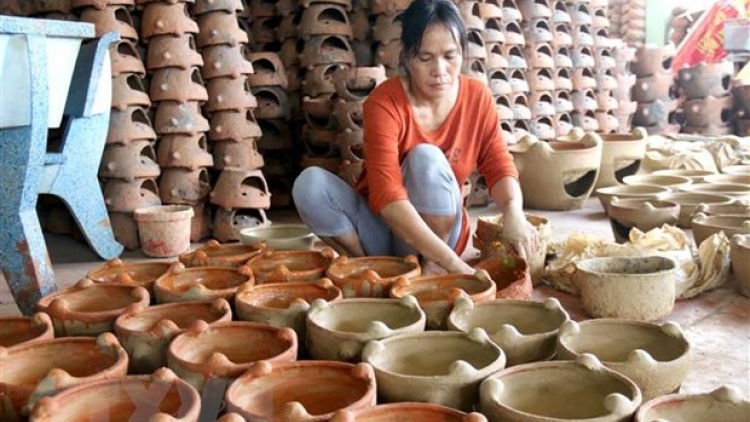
[306,296,426,362]
[168,321,298,391]
[247,248,336,284]
[655,192,735,228]
[652,168,714,183]
[593,127,648,189]
[36,279,150,337]
[179,239,265,268]
[448,297,569,366]
[473,213,551,286]
[0,333,128,420]
[679,183,750,201]
[480,354,642,422]
[114,299,233,374]
[607,198,681,243]
[29,367,200,422]
[596,184,671,214]
[556,319,691,400]
[575,256,676,321]
[87,258,172,292]
[326,255,422,298]
[691,212,750,247]
[390,274,496,329]
[622,174,693,190]
[330,402,488,422]
[362,329,507,411]
[636,385,749,422]
[704,173,750,185]
[224,361,377,421]
[730,234,750,297]
[153,262,254,303]
[474,256,533,301]
[695,201,750,218]
[0,313,54,348]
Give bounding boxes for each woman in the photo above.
[292,0,537,275]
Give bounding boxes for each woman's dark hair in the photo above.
[399,0,468,77]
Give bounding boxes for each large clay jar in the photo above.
[0,333,128,420]
[556,319,690,400]
[730,234,750,297]
[390,274,495,329]
[0,313,54,348]
[480,354,642,422]
[331,402,488,422]
[691,212,750,247]
[235,278,342,341]
[594,127,648,189]
[30,367,200,422]
[575,256,677,321]
[247,248,336,284]
[114,299,233,374]
[326,255,422,298]
[656,192,735,228]
[635,385,750,422]
[179,239,265,268]
[510,133,602,210]
[224,360,377,421]
[36,279,150,337]
[87,258,172,294]
[448,297,569,367]
[306,296,426,362]
[167,321,298,392]
[153,262,254,303]
[474,213,551,286]
[474,256,533,300]
[607,198,680,243]
[362,329,507,411]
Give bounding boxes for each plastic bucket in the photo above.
[133,205,194,258]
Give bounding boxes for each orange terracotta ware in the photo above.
[0,313,54,348]
[179,239,265,268]
[326,255,422,298]
[331,402,488,421]
[247,248,337,284]
[153,262,254,303]
[86,258,172,292]
[473,256,533,300]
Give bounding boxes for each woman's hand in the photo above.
[500,212,539,260]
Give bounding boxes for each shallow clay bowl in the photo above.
[326,255,422,298]
[596,185,671,213]
[247,248,336,284]
[655,191,735,227]
[622,174,692,190]
[240,223,316,250]
[679,182,750,201]
[608,197,680,242]
[635,385,749,422]
[730,234,750,297]
[704,173,750,185]
[87,258,171,291]
[0,313,54,348]
[652,168,714,183]
[691,212,750,247]
[695,201,750,217]
[330,402,488,422]
[179,239,265,268]
[153,262,254,303]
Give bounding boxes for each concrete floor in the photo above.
[1,197,748,400]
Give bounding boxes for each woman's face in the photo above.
[406,24,463,101]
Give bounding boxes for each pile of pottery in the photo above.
[631,45,680,135]
[678,61,735,136]
[606,0,646,48]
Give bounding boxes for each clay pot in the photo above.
[480,354,642,422]
[153,262,254,304]
[179,239,265,268]
[0,313,54,348]
[390,274,496,330]
[331,402,487,422]
[695,201,750,218]
[362,329,506,411]
[510,133,602,211]
[247,248,336,284]
[213,208,270,243]
[107,106,156,144]
[448,297,569,367]
[721,164,750,176]
[691,212,750,248]
[36,279,150,337]
[623,174,693,190]
[326,255,422,298]
[0,333,128,420]
[225,361,377,421]
[306,296,426,362]
[474,256,533,301]
[596,184,671,214]
[705,173,750,185]
[103,178,161,213]
[87,259,171,293]
[575,256,677,321]
[168,321,298,391]
[608,198,681,243]
[594,127,648,189]
[677,61,734,99]
[114,299,233,374]
[557,319,690,401]
[30,367,200,422]
[679,182,750,201]
[653,168,715,183]
[635,385,749,422]
[99,140,160,181]
[657,192,735,229]
[209,168,270,211]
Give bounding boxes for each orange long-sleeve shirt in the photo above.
[356,74,519,252]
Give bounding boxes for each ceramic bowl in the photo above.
[473,256,533,300]
[247,248,336,284]
[575,256,677,321]
[704,173,750,185]
[656,191,735,228]
[635,385,749,422]
[730,234,750,297]
[179,239,265,268]
[608,198,680,243]
[326,255,422,298]
[691,212,750,247]
[556,319,691,400]
[153,262,255,303]
[622,174,693,190]
[679,182,750,201]
[652,168,714,183]
[330,403,488,422]
[0,313,54,348]
[87,258,171,292]
[596,185,671,213]
[240,223,316,250]
[695,201,750,218]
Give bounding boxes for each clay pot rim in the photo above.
[692,213,750,229]
[652,169,715,181]
[333,402,479,419]
[390,274,496,304]
[114,299,232,333]
[308,297,425,331]
[0,313,55,347]
[36,282,150,320]
[575,256,677,277]
[634,386,749,421]
[703,174,750,185]
[87,260,172,285]
[679,183,750,195]
[179,240,266,267]
[235,281,343,308]
[694,201,750,217]
[327,255,421,280]
[732,233,750,249]
[447,298,570,337]
[655,191,735,206]
[596,185,671,197]
[622,174,693,189]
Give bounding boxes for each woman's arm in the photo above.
[490,176,537,260]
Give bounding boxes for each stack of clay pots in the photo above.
[497,0,527,140]
[371,0,407,76]
[668,6,698,47]
[606,0,646,48]
[568,0,600,133]
[610,41,638,132]
[631,45,680,135]
[519,0,554,141]
[677,61,735,136]
[31,0,77,20]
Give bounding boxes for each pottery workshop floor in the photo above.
[1,197,748,399]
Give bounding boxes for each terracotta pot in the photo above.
[87,258,171,292]
[103,178,161,213]
[691,212,750,248]
[0,313,54,348]
[36,279,150,337]
[213,208,270,243]
[326,255,422,298]
[107,106,156,144]
[390,274,495,330]
[247,248,336,284]
[0,333,128,420]
[331,402,487,421]
[557,319,690,400]
[448,297,569,367]
[168,321,297,391]
[114,299,233,374]
[677,61,734,99]
[575,256,677,321]
[30,368,200,422]
[362,329,506,411]
[635,385,749,422]
[596,184,671,214]
[209,168,270,211]
[594,127,648,189]
[307,296,425,361]
[608,198,681,243]
[225,361,377,421]
[179,239,265,268]
[153,262,254,304]
[480,355,642,422]
[474,256,533,301]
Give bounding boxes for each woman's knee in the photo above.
[292,167,329,206]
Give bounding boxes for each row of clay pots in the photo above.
[607,0,647,48]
